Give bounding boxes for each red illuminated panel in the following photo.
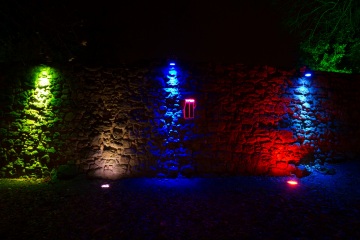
[184,99,195,119]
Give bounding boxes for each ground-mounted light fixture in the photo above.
[300,66,312,78]
[287,180,298,186]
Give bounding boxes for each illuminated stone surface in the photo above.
[0,63,360,179]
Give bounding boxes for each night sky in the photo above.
[2,0,299,67]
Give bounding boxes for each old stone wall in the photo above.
[192,64,360,176]
[1,62,359,179]
[0,65,73,178]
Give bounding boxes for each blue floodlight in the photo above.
[169,62,175,66]
[304,73,312,77]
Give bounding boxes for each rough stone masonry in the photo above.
[0,62,359,179]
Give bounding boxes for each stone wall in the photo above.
[1,62,359,179]
[192,64,360,175]
[0,65,73,178]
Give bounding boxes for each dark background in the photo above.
[81,0,298,66]
[1,0,299,67]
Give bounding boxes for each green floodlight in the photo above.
[38,69,51,87]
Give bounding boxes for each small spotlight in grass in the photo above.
[287,180,298,185]
[101,184,110,188]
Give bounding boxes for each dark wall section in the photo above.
[1,62,359,179]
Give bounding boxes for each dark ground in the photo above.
[1,161,360,240]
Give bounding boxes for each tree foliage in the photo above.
[274,0,360,73]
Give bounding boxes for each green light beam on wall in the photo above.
[16,65,60,178]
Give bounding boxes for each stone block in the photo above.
[64,112,75,121]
